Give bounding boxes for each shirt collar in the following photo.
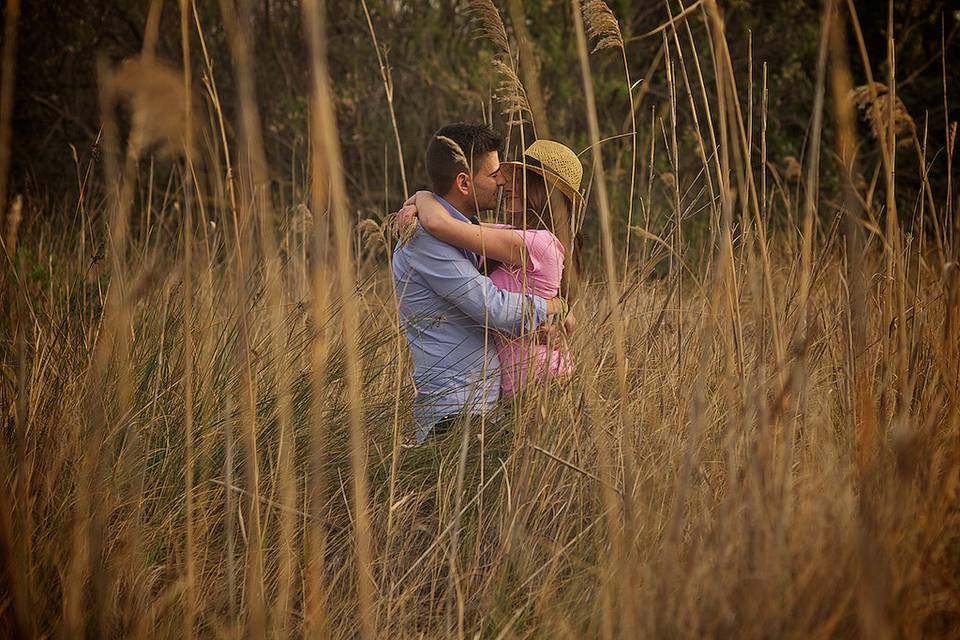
[434,195,474,224]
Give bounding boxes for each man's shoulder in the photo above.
[403,227,472,261]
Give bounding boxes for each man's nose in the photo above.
[495,171,506,187]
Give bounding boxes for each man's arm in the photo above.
[410,192,527,266]
[409,232,549,336]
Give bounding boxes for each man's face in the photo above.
[464,151,505,213]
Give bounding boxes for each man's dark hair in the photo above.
[425,122,503,195]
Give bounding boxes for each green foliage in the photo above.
[10,1,960,242]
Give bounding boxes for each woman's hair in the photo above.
[518,170,583,304]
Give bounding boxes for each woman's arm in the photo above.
[413,191,527,266]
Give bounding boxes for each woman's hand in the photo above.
[534,309,574,344]
[392,202,419,243]
[536,297,574,343]
[412,191,448,234]
[390,190,434,242]
[396,202,418,227]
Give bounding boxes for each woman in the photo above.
[401,139,584,398]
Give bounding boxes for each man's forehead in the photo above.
[475,151,501,173]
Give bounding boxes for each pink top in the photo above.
[488,226,571,397]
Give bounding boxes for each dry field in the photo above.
[1,0,958,638]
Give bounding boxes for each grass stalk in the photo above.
[572,0,637,634]
[178,0,196,635]
[300,2,336,636]
[301,1,375,637]
[0,0,19,231]
[216,0,268,633]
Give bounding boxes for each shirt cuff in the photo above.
[532,295,548,326]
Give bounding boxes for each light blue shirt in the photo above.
[392,196,548,442]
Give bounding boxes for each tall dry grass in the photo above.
[1,0,958,638]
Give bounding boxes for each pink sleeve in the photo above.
[514,230,565,277]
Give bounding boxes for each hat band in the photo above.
[521,154,545,171]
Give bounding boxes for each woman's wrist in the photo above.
[415,192,448,233]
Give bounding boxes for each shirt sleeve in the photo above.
[516,230,565,277]
[409,231,548,335]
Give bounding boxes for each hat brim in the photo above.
[501,161,585,208]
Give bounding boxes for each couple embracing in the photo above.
[392,122,585,444]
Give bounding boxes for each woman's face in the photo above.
[501,166,524,223]
[501,167,540,226]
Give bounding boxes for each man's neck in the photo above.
[438,192,474,217]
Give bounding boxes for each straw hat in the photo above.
[501,140,584,208]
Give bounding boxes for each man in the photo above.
[392,123,565,443]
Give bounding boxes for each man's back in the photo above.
[393,197,547,442]
[393,222,502,442]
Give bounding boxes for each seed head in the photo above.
[850,83,916,145]
[111,56,194,158]
[583,0,624,53]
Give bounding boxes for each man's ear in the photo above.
[454,172,470,196]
